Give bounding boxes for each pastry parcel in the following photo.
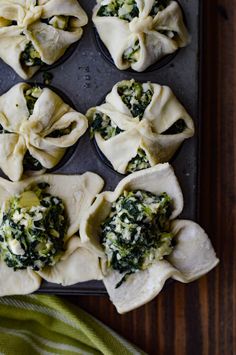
[80,164,219,313]
[0,172,104,296]
[0,0,88,78]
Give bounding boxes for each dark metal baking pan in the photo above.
[0,0,200,295]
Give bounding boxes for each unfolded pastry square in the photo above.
[80,163,219,313]
[0,82,88,181]
[93,0,189,71]
[0,172,104,296]
[0,0,88,79]
[87,79,194,174]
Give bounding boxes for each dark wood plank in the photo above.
[65,1,236,354]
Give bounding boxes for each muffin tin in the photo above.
[0,0,201,294]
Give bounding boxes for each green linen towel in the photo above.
[0,295,145,355]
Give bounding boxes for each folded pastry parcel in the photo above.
[88,79,194,174]
[0,83,88,181]
[80,164,219,313]
[93,0,189,71]
[0,0,88,79]
[0,172,104,296]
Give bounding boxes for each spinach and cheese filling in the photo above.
[20,42,43,68]
[126,148,150,173]
[47,15,70,30]
[0,183,67,271]
[101,190,174,287]
[117,81,153,119]
[149,1,178,39]
[23,151,43,172]
[24,86,42,115]
[90,112,123,140]
[122,39,140,64]
[163,118,187,135]
[158,29,177,39]
[149,0,170,17]
[97,0,139,22]
[97,0,170,22]
[47,122,76,138]
[42,15,78,31]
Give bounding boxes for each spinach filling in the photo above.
[20,42,43,67]
[123,39,140,63]
[149,1,178,39]
[90,112,123,140]
[42,15,70,31]
[47,122,76,138]
[0,183,67,271]
[149,0,170,17]
[24,86,42,115]
[97,0,139,22]
[23,86,43,171]
[162,119,187,135]
[117,81,153,119]
[158,29,178,39]
[101,190,174,287]
[126,148,150,173]
[23,151,43,172]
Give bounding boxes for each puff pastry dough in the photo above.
[0,83,88,181]
[0,172,104,296]
[87,79,194,174]
[0,0,88,79]
[80,164,219,313]
[93,0,189,71]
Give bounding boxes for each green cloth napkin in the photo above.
[0,295,145,355]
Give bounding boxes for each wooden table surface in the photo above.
[65,1,236,354]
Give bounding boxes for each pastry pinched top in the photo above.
[87,79,194,174]
[0,83,88,181]
[93,0,189,71]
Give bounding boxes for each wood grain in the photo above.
[65,1,236,354]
